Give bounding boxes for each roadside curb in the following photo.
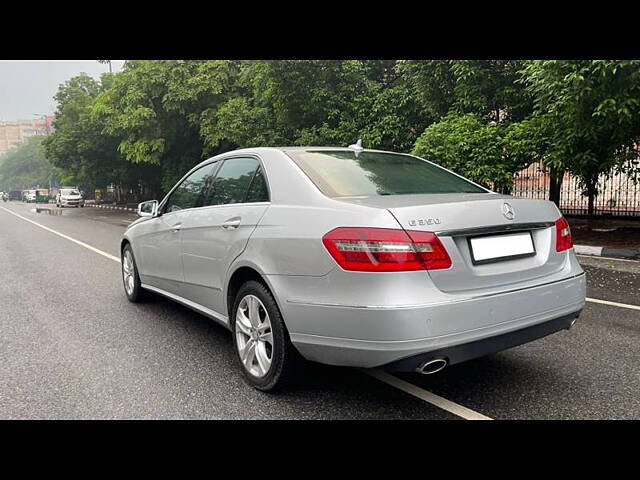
[575,244,640,261]
[86,203,136,212]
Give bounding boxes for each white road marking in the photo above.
[586,297,640,311]
[577,253,639,264]
[574,245,603,256]
[0,206,121,264]
[362,369,493,420]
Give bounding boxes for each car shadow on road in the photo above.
[393,349,599,419]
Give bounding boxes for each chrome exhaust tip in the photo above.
[568,318,578,329]
[417,358,448,375]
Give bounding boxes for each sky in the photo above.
[0,60,126,121]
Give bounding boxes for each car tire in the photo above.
[121,244,146,303]
[231,280,302,392]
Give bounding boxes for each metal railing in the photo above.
[512,162,640,217]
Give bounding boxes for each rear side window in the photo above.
[286,150,487,197]
[245,167,269,203]
[207,157,260,206]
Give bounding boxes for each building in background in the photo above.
[0,115,54,157]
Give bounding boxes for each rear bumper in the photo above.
[383,310,580,372]
[282,272,586,368]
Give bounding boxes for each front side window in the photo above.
[164,163,217,213]
[286,150,487,197]
[206,157,261,206]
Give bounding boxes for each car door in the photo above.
[136,162,218,296]
[180,156,270,316]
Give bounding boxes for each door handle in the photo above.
[222,218,241,230]
[170,223,182,233]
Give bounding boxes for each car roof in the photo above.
[226,146,407,156]
[275,146,400,154]
[204,146,412,163]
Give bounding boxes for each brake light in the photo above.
[322,227,452,272]
[555,217,573,252]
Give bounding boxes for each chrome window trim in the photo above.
[159,201,271,220]
[436,221,555,238]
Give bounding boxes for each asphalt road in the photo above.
[0,201,638,419]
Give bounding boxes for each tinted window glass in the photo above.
[165,163,217,213]
[287,150,487,197]
[245,167,269,203]
[207,158,259,206]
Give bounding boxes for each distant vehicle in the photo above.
[35,188,49,203]
[23,190,36,202]
[121,145,586,391]
[56,187,85,208]
[1,192,7,202]
[8,190,21,201]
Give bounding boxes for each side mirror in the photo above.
[138,200,159,217]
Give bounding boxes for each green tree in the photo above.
[45,72,162,201]
[212,60,430,152]
[412,113,509,191]
[406,60,536,193]
[43,59,640,212]
[412,113,545,193]
[0,136,54,190]
[93,60,241,193]
[401,60,532,123]
[520,60,640,212]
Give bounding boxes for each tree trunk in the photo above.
[586,175,598,216]
[548,167,563,207]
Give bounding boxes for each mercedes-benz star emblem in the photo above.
[502,202,515,220]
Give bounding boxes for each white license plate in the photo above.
[469,231,535,264]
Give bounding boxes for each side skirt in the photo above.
[141,283,231,330]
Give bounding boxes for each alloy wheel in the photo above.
[122,249,135,296]
[235,294,273,378]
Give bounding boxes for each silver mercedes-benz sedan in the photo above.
[120,144,586,391]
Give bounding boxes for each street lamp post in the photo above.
[97,60,112,74]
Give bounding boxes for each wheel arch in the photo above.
[120,237,130,255]
[225,262,284,322]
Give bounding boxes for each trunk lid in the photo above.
[337,193,566,292]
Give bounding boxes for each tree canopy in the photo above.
[31,60,640,207]
[0,136,54,191]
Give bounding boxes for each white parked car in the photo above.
[56,188,85,208]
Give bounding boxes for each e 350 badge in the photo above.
[408,218,441,227]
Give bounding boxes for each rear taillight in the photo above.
[322,227,452,272]
[555,217,573,252]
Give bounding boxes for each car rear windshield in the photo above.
[286,150,487,197]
